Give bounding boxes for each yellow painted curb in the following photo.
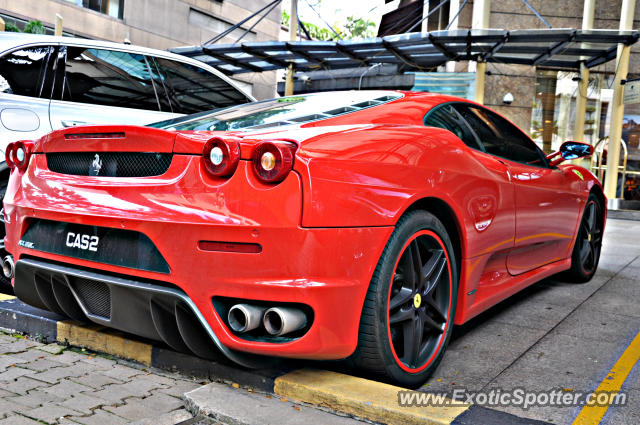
[274,369,470,425]
[0,294,16,301]
[57,321,152,366]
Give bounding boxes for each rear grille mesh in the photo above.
[46,152,172,177]
[71,278,111,319]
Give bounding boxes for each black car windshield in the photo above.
[149,91,402,131]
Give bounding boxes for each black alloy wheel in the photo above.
[388,232,451,370]
[350,210,458,388]
[563,193,603,283]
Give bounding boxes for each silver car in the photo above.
[0,33,253,292]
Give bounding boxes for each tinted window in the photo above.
[456,104,545,165]
[151,58,250,114]
[60,47,160,111]
[454,105,505,157]
[0,46,53,98]
[485,111,545,165]
[424,104,483,150]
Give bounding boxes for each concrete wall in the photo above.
[0,0,281,99]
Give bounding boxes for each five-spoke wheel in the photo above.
[387,231,451,372]
[350,210,457,388]
[564,193,603,283]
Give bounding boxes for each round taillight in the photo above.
[5,142,15,169]
[202,138,240,177]
[252,141,297,183]
[14,141,32,171]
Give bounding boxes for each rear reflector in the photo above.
[65,132,126,140]
[198,241,262,254]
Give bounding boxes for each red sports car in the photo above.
[3,91,604,387]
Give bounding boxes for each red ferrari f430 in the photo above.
[3,91,604,387]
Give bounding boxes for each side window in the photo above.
[424,104,484,150]
[60,47,161,111]
[151,58,250,114]
[454,105,505,157]
[484,111,546,165]
[0,46,54,98]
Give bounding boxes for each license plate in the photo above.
[19,219,169,274]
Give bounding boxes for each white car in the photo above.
[0,33,253,292]
[0,32,253,177]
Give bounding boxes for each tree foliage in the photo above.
[281,5,376,41]
[4,20,46,34]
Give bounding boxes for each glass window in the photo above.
[70,0,125,20]
[150,91,402,131]
[485,110,546,165]
[60,47,161,111]
[456,104,546,165]
[454,105,505,157]
[0,46,53,98]
[151,58,252,114]
[424,104,483,151]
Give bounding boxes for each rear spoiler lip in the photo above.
[34,125,177,154]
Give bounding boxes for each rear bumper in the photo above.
[4,156,393,360]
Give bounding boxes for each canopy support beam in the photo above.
[604,0,635,200]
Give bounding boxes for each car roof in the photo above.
[1,32,178,57]
[0,33,255,101]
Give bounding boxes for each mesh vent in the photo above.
[46,152,172,177]
[71,278,111,319]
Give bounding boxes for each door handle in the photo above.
[61,120,90,127]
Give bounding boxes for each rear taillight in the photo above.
[6,141,33,172]
[202,137,240,178]
[252,141,297,183]
[5,142,15,169]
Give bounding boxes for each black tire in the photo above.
[563,193,603,283]
[0,177,12,295]
[349,210,458,388]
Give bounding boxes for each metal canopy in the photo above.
[171,28,639,75]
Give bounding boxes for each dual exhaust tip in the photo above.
[227,304,307,337]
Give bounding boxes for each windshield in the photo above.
[149,91,402,131]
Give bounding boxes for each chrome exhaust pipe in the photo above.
[227,304,266,333]
[2,255,14,279]
[263,307,307,336]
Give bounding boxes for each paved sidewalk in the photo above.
[0,333,203,424]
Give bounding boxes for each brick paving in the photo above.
[0,332,203,424]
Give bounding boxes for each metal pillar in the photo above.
[470,0,490,103]
[573,0,596,142]
[604,0,636,199]
[421,0,429,33]
[446,0,461,72]
[573,63,590,142]
[55,14,63,36]
[284,0,298,96]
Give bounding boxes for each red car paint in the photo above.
[3,91,604,360]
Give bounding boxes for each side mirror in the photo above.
[547,141,593,166]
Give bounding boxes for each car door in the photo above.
[0,45,56,148]
[49,45,175,130]
[455,104,582,275]
[424,104,515,260]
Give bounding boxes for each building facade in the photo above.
[0,0,282,99]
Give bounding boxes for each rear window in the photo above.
[150,91,402,131]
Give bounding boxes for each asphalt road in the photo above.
[422,217,640,424]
